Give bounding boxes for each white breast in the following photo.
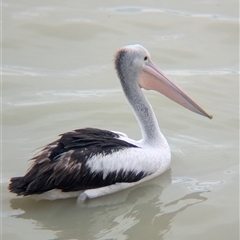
[86,145,171,179]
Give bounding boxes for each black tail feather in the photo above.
[8,177,27,196]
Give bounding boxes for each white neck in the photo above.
[115,48,167,147]
[123,83,166,146]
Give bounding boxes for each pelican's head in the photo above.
[115,44,151,81]
[115,44,212,119]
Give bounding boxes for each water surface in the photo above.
[2,1,239,240]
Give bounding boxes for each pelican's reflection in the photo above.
[9,170,207,240]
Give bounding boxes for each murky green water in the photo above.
[2,1,239,239]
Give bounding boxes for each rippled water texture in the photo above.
[2,1,239,240]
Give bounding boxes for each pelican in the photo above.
[9,45,212,203]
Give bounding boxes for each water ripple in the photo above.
[36,89,120,97]
[101,6,238,22]
[2,65,107,77]
[4,89,121,107]
[172,177,226,192]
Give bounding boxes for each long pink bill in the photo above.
[139,60,213,119]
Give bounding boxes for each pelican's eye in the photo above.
[144,56,148,61]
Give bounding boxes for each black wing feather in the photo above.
[8,128,146,196]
